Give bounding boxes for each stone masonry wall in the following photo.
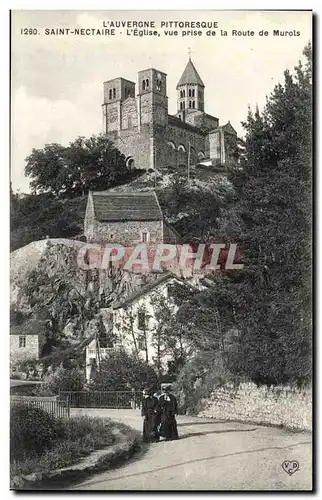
[10,335,39,365]
[88,219,163,246]
[198,382,312,431]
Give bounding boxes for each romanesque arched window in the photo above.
[142,80,146,91]
[113,88,116,98]
[188,89,192,97]
[189,101,192,108]
[192,101,195,109]
[156,79,161,91]
[109,89,112,100]
[192,89,195,97]
[146,79,149,88]
[178,144,186,153]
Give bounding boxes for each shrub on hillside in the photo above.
[10,404,63,460]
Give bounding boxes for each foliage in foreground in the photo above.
[10,404,125,477]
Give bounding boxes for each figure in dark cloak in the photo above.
[159,385,179,441]
[141,388,160,442]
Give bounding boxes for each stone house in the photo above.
[10,319,46,366]
[84,189,180,245]
[102,57,238,171]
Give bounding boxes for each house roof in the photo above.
[177,58,205,89]
[92,191,163,222]
[113,272,182,309]
[10,319,46,336]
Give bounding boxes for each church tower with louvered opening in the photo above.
[176,57,205,118]
[101,52,238,170]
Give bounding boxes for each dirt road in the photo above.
[69,409,312,491]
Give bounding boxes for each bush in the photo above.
[89,349,158,391]
[35,366,85,396]
[173,351,237,414]
[10,404,63,460]
[10,413,134,479]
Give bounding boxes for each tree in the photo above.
[89,350,158,391]
[24,134,129,198]
[10,192,80,251]
[209,43,312,386]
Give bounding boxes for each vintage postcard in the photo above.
[10,10,312,491]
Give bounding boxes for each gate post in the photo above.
[131,388,135,410]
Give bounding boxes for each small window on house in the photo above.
[138,311,146,330]
[113,88,116,98]
[19,335,26,348]
[109,89,112,100]
[141,231,149,243]
[137,336,145,351]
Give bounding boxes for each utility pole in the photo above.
[187,142,191,188]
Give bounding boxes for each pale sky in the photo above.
[11,10,312,193]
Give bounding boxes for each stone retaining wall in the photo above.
[198,382,312,431]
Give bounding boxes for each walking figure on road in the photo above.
[159,384,179,441]
[141,388,160,443]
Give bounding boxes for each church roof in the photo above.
[91,191,163,222]
[177,58,205,89]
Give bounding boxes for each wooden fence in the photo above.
[59,390,142,409]
[10,395,70,418]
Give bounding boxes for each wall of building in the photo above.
[113,283,174,366]
[10,335,39,365]
[198,382,312,431]
[86,219,163,246]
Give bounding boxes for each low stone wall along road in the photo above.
[69,409,312,491]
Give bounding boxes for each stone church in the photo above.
[102,57,238,171]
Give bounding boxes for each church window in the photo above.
[182,102,185,109]
[178,144,186,153]
[156,79,162,91]
[142,80,146,90]
[109,89,112,100]
[198,90,201,98]
[138,311,146,330]
[188,89,191,97]
[183,90,185,97]
[192,101,195,109]
[180,101,183,110]
[113,88,116,98]
[192,89,195,97]
[146,79,149,88]
[189,100,192,108]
